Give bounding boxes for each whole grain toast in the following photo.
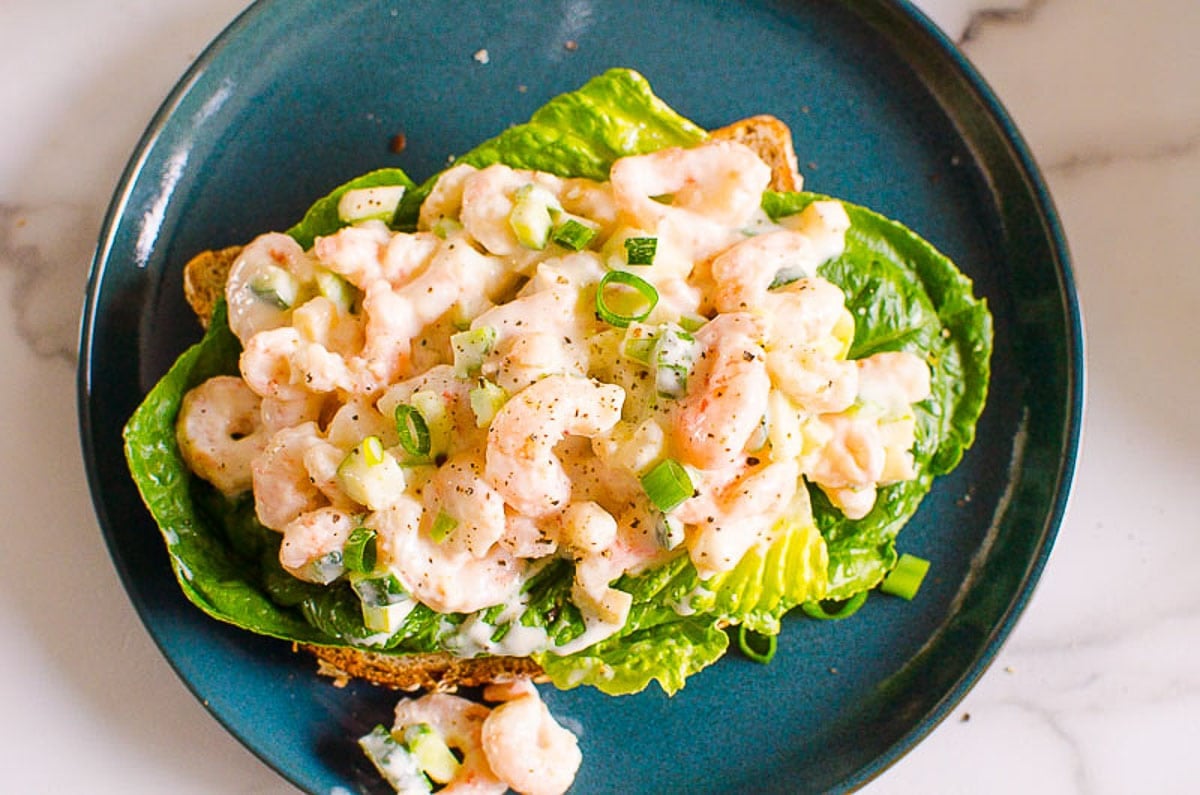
[179,116,804,691]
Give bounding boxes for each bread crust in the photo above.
[178,116,803,691]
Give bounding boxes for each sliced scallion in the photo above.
[737,625,778,664]
[394,405,431,458]
[879,553,930,601]
[595,270,658,328]
[640,458,693,513]
[624,236,658,265]
[801,590,869,621]
[360,435,385,466]
[552,217,599,251]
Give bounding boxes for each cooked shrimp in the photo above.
[239,325,353,399]
[480,691,582,795]
[709,227,845,316]
[424,452,508,558]
[224,232,317,345]
[808,413,886,488]
[278,506,357,583]
[677,459,800,576]
[856,350,932,410]
[485,375,625,517]
[259,392,326,434]
[370,498,521,614]
[610,140,771,258]
[672,312,771,470]
[392,692,507,795]
[418,163,480,231]
[250,422,327,531]
[486,331,586,394]
[352,236,511,389]
[176,375,268,496]
[766,347,859,414]
[460,163,566,257]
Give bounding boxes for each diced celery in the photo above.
[338,438,407,510]
[402,723,462,785]
[351,571,417,632]
[315,268,358,314]
[654,512,685,550]
[468,379,508,427]
[508,183,561,249]
[451,326,497,378]
[337,185,407,223]
[652,324,696,399]
[302,550,345,585]
[359,725,432,795]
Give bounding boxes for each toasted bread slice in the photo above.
[177,116,804,691]
[307,646,545,692]
[710,114,803,192]
[183,245,242,328]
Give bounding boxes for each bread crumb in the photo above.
[473,48,490,64]
[564,39,578,51]
[517,84,528,93]
[390,133,407,154]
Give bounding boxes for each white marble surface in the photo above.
[2,1,1196,792]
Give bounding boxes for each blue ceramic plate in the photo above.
[79,1,1080,792]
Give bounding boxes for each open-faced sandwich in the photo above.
[124,68,992,792]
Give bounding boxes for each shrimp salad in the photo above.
[124,69,991,793]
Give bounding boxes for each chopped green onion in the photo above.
[394,405,432,457]
[360,435,385,466]
[677,313,708,333]
[430,510,458,543]
[343,526,377,574]
[640,458,693,513]
[623,236,658,265]
[801,590,869,621]
[552,217,599,250]
[737,625,778,664]
[619,322,657,364]
[595,270,658,328]
[880,553,930,601]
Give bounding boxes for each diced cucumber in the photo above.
[653,324,696,399]
[508,183,561,249]
[620,322,657,364]
[249,264,301,309]
[337,436,407,510]
[359,725,432,795]
[402,723,462,785]
[351,571,417,632]
[468,379,508,428]
[314,268,358,314]
[337,185,408,224]
[451,326,497,378]
[302,550,346,585]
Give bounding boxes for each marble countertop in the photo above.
[2,1,1196,792]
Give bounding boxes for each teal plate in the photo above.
[78,1,1081,792]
